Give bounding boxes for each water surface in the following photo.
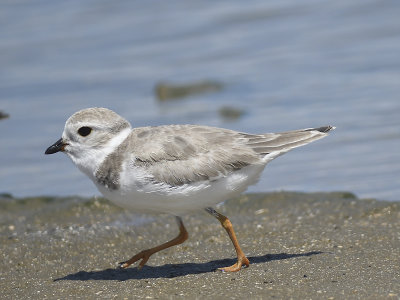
[1,0,399,200]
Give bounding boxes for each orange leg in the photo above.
[205,207,250,272]
[119,216,188,269]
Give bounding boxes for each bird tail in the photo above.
[244,126,335,162]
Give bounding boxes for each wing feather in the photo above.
[119,125,334,186]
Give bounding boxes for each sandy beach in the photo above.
[1,191,399,299]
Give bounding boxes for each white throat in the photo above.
[67,127,131,180]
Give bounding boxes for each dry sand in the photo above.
[1,192,399,299]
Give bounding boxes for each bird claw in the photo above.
[116,250,151,270]
[117,261,128,269]
[217,256,250,272]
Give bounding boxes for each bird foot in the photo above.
[217,256,250,272]
[117,250,152,270]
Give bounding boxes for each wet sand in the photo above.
[1,192,399,299]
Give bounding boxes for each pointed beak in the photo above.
[45,138,67,154]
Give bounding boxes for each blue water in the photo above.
[1,0,399,201]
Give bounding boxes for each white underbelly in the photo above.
[95,164,265,215]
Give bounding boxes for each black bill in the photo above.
[45,138,66,154]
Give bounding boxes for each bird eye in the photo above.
[78,126,92,137]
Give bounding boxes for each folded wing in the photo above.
[126,125,334,186]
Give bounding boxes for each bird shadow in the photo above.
[54,251,323,281]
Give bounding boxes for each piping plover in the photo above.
[45,107,334,272]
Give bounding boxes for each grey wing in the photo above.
[127,125,335,186]
[128,125,262,186]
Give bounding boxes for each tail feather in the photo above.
[305,125,335,133]
[243,126,335,160]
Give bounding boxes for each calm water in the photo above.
[1,0,399,201]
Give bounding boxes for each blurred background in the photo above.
[0,0,399,201]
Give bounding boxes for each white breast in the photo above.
[95,162,266,215]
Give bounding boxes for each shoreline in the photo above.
[1,191,399,299]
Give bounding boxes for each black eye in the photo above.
[78,126,92,137]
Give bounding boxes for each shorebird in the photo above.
[45,107,334,272]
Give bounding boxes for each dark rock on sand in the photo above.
[0,110,9,120]
[218,106,245,121]
[155,80,223,101]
